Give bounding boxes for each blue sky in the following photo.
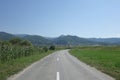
[0,0,120,38]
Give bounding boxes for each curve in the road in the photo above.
[8,50,115,80]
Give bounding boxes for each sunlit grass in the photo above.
[70,46,120,80]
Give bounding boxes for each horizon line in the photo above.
[0,31,120,38]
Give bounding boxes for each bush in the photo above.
[9,38,22,45]
[20,40,32,46]
[49,45,55,50]
[43,46,48,52]
[9,38,32,46]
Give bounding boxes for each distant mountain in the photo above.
[22,35,52,46]
[52,35,96,46]
[15,34,28,37]
[0,32,15,40]
[0,31,120,46]
[88,38,120,45]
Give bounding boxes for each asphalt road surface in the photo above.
[8,50,115,80]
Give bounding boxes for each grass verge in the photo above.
[0,50,55,80]
[70,46,120,80]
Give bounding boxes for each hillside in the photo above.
[88,38,120,45]
[22,35,52,46]
[0,32,120,46]
[51,35,96,46]
[0,32,15,40]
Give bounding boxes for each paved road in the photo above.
[8,50,115,80]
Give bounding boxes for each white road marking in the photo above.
[56,72,60,80]
[57,57,59,61]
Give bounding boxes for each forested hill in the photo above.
[0,32,120,46]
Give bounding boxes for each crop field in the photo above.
[70,46,120,80]
[0,39,56,80]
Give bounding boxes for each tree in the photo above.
[43,46,48,52]
[9,38,32,46]
[49,45,55,50]
[9,38,22,45]
[20,40,32,46]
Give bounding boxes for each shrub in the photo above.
[43,46,48,52]
[49,45,55,50]
[20,40,32,46]
[9,38,22,45]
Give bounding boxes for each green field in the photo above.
[70,46,120,80]
[0,49,55,80]
[0,39,57,80]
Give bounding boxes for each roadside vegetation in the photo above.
[70,46,120,80]
[0,38,56,80]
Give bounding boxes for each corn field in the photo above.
[0,43,34,62]
[0,38,54,63]
[0,38,42,63]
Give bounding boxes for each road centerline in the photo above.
[56,72,60,80]
[57,57,59,61]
